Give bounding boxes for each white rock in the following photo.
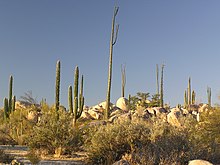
[167,111,181,127]
[116,97,128,111]
[88,109,102,120]
[188,159,213,165]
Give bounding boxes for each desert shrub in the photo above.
[0,149,14,163]
[0,123,17,145]
[27,107,83,156]
[85,117,197,165]
[85,120,151,164]
[26,150,41,164]
[8,107,35,145]
[189,108,220,164]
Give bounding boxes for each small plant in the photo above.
[26,150,41,164]
[0,149,14,163]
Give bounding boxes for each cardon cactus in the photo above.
[8,75,13,113]
[68,86,73,113]
[73,66,84,127]
[55,60,61,117]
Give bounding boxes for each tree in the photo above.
[105,6,119,119]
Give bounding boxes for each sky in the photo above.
[0,0,220,108]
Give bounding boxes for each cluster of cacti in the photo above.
[121,64,126,97]
[68,66,84,127]
[207,86,211,108]
[184,77,196,109]
[55,60,61,114]
[4,75,16,120]
[105,6,119,120]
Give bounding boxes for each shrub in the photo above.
[85,118,196,165]
[85,120,151,164]
[0,149,14,163]
[27,107,83,156]
[26,150,41,164]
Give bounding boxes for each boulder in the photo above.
[198,104,209,113]
[88,109,102,120]
[112,159,130,165]
[116,97,129,111]
[188,159,213,165]
[167,109,181,127]
[81,111,93,120]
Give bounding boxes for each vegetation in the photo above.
[73,66,84,127]
[121,64,126,97]
[105,6,119,120]
[0,149,14,163]
[55,60,61,116]
[0,6,220,165]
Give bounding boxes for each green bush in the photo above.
[85,118,197,165]
[85,120,151,164]
[189,108,220,164]
[27,107,83,156]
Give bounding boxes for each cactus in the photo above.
[4,98,9,120]
[192,90,196,104]
[8,75,13,113]
[184,90,188,108]
[73,66,84,126]
[156,64,159,96]
[55,60,61,114]
[68,86,73,113]
[187,77,191,106]
[105,6,119,120]
[121,64,126,97]
[12,95,16,112]
[207,86,211,108]
[160,64,165,108]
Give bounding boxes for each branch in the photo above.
[113,24,119,45]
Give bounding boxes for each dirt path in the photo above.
[0,145,86,165]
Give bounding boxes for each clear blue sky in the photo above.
[0,0,220,108]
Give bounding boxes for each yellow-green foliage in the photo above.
[85,118,196,165]
[189,108,220,163]
[27,106,83,155]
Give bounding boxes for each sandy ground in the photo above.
[0,145,86,165]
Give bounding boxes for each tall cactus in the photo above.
[73,66,84,127]
[184,90,188,108]
[160,64,165,108]
[55,60,61,114]
[68,86,73,113]
[192,90,196,104]
[4,98,9,120]
[187,77,191,106]
[207,86,211,108]
[105,6,119,120]
[156,64,159,96]
[121,64,126,97]
[12,95,16,112]
[8,75,13,113]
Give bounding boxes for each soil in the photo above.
[0,145,87,165]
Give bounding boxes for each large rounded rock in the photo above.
[116,97,129,111]
[188,159,213,165]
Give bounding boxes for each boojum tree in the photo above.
[105,6,119,120]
